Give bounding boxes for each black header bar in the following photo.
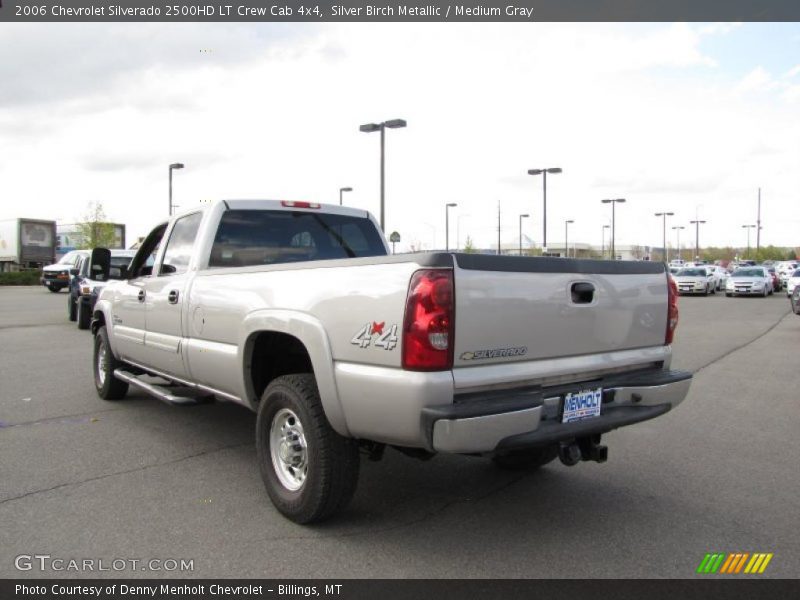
[2,1,800,22]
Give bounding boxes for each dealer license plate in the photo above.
[562,387,602,423]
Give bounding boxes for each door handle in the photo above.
[137,290,146,303]
[168,290,180,304]
[571,282,595,304]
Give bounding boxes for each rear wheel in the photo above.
[492,445,559,471]
[67,294,77,321]
[256,374,359,524]
[93,326,129,400]
[77,300,91,330]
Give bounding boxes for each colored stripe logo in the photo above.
[696,553,773,574]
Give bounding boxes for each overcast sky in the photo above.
[1,22,798,252]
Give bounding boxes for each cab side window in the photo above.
[159,212,204,276]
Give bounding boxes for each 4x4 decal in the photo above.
[351,321,398,351]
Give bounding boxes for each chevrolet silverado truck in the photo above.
[90,199,691,523]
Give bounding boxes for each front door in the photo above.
[142,212,204,379]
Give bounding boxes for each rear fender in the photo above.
[241,310,348,437]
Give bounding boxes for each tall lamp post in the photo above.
[742,224,756,259]
[527,167,562,253]
[339,187,353,206]
[601,224,610,259]
[445,203,457,252]
[168,162,184,216]
[689,219,706,261]
[518,213,529,255]
[654,211,674,263]
[564,219,574,258]
[359,118,407,232]
[672,225,685,262]
[601,198,626,260]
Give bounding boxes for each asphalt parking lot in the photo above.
[1,285,798,578]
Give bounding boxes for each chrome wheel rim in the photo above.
[270,408,308,491]
[96,341,107,387]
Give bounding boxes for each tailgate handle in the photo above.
[571,282,595,304]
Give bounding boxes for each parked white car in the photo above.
[725,267,773,297]
[704,265,727,291]
[786,268,800,297]
[674,267,716,295]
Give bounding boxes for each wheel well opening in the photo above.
[248,332,313,403]
[91,310,106,335]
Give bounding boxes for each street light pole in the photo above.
[527,167,562,253]
[689,220,706,261]
[359,119,407,232]
[654,211,674,263]
[601,198,626,259]
[756,188,761,253]
[168,162,184,216]
[742,224,756,259]
[497,201,501,255]
[602,224,610,259]
[445,203,457,252]
[564,219,574,258]
[672,226,685,262]
[519,214,529,255]
[339,187,353,206]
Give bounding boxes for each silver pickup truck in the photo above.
[90,200,691,523]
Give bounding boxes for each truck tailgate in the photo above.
[452,254,669,367]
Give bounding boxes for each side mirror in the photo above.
[70,268,80,276]
[89,248,111,282]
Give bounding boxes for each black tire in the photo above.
[68,294,77,322]
[93,326,129,400]
[47,284,60,293]
[492,445,559,471]
[77,300,91,330]
[256,374,359,524]
[703,285,709,296]
[725,293,732,297]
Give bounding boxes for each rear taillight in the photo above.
[665,275,679,345]
[402,269,455,371]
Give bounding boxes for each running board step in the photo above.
[113,369,214,406]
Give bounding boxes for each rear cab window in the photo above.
[208,209,385,268]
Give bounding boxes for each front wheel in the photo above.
[256,374,359,524]
[93,326,129,400]
[47,284,60,293]
[492,445,559,471]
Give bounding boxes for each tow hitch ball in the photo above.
[559,435,608,466]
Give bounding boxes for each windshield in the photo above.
[57,251,81,265]
[732,269,764,277]
[678,268,706,277]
